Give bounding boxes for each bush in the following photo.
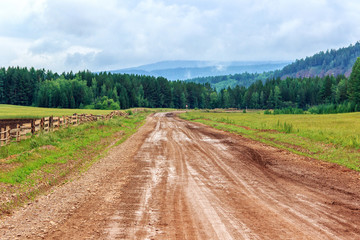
[308,102,357,114]
[264,109,272,114]
[94,96,120,110]
[83,104,95,109]
[109,101,120,110]
[273,107,304,115]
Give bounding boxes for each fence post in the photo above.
[5,126,10,145]
[40,118,44,132]
[31,119,35,135]
[0,127,4,147]
[16,124,20,142]
[49,116,53,131]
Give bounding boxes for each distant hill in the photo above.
[109,60,290,80]
[278,42,360,78]
[188,42,360,90]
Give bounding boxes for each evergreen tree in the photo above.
[274,86,282,108]
[348,57,360,104]
[0,68,5,103]
[320,76,333,103]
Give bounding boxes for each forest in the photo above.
[0,57,359,112]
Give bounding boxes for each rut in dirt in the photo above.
[1,112,360,240]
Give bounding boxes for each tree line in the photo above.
[0,58,359,112]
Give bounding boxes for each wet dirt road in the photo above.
[1,112,360,239]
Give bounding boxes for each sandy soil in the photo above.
[0,112,360,239]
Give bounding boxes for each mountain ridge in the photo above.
[277,42,360,79]
[108,60,290,80]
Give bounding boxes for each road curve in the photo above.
[1,112,360,239]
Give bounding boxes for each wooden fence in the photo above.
[0,110,136,147]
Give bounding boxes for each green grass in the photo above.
[0,104,117,119]
[0,105,178,119]
[0,111,150,214]
[180,110,360,171]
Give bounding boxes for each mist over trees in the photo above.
[0,58,359,112]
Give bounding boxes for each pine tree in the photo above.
[348,57,360,104]
[320,76,333,103]
[0,68,5,104]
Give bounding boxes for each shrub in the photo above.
[273,107,304,115]
[308,102,357,114]
[264,109,272,114]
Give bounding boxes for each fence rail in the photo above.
[0,109,140,147]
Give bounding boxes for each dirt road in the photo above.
[1,112,360,239]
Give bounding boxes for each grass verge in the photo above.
[180,111,360,171]
[0,104,116,119]
[0,104,177,119]
[0,111,150,216]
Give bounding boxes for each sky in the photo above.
[0,0,360,73]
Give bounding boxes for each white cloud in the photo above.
[0,0,359,72]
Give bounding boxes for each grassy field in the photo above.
[0,104,116,119]
[0,111,150,215]
[180,111,360,171]
[0,104,178,119]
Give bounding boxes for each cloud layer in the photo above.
[0,0,359,72]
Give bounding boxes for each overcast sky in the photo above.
[0,0,359,72]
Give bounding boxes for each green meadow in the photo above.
[180,111,360,171]
[0,104,114,119]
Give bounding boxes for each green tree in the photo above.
[335,78,348,103]
[320,76,333,103]
[0,68,5,103]
[348,57,360,104]
[100,84,107,97]
[209,92,218,109]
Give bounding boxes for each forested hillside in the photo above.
[278,42,360,78]
[188,42,360,90]
[1,58,360,112]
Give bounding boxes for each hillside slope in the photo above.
[278,42,360,78]
[188,42,360,89]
